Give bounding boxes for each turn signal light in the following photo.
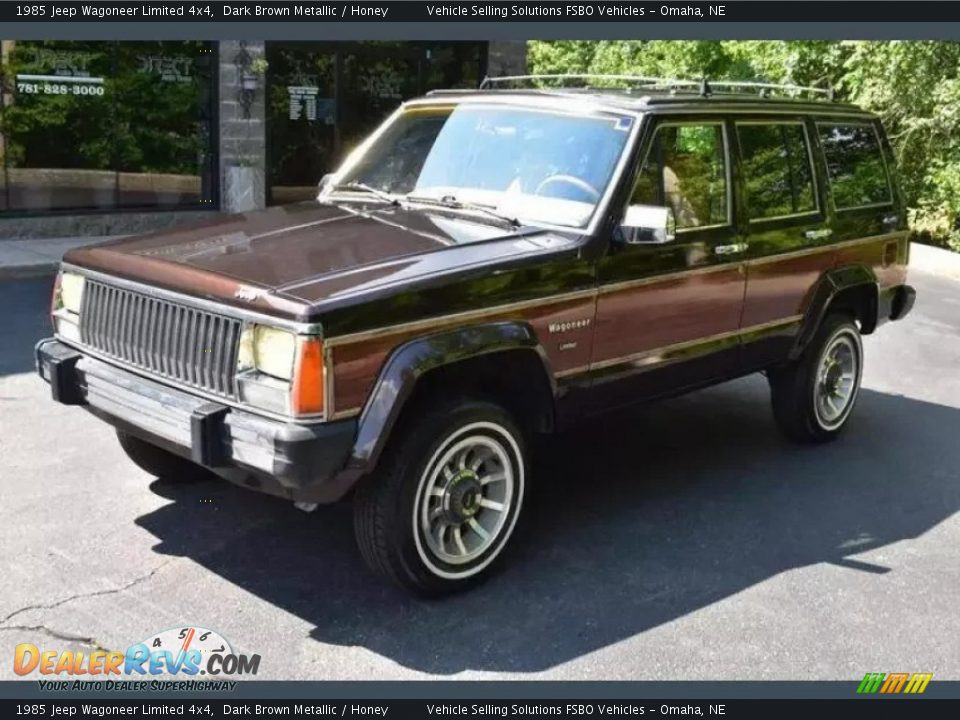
[50,272,63,327]
[291,337,325,417]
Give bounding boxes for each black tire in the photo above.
[116,430,209,482]
[769,313,864,444]
[353,398,528,597]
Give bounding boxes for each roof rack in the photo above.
[479,74,835,102]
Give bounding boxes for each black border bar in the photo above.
[1,699,959,719]
[5,2,960,24]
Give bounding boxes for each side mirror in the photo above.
[617,204,677,245]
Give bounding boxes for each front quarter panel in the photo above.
[346,322,555,475]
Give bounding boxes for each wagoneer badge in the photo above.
[548,318,592,334]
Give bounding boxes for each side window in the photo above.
[631,123,728,230]
[737,123,817,220]
[817,123,891,210]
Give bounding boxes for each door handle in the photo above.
[714,243,749,256]
[804,228,833,241]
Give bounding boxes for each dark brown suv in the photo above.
[37,76,916,595]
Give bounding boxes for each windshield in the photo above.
[329,104,634,229]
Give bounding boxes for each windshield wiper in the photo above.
[331,181,400,205]
[404,193,520,227]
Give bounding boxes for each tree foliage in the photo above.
[529,41,960,250]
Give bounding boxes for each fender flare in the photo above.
[791,264,879,359]
[345,321,557,477]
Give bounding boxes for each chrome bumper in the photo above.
[36,338,358,502]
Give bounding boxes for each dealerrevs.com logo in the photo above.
[14,626,260,690]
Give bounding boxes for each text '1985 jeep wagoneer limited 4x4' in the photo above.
[37,75,916,595]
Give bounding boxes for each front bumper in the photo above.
[36,338,358,503]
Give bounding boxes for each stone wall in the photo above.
[0,209,216,240]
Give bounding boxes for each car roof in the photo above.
[422,87,876,120]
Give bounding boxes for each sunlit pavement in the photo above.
[0,270,957,680]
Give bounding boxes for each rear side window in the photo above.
[737,123,817,221]
[817,123,891,210]
[631,123,729,230]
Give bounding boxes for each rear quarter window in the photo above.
[817,122,892,210]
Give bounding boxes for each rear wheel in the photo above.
[353,398,527,596]
[116,430,208,482]
[769,313,864,443]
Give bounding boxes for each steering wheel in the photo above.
[535,174,602,202]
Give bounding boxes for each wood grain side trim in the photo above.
[321,233,902,419]
[330,315,805,421]
[321,233,902,350]
[323,287,598,348]
[589,314,804,373]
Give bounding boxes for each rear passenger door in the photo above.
[589,118,746,411]
[734,118,832,369]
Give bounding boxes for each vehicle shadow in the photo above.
[135,379,960,674]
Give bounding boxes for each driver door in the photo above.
[588,119,747,411]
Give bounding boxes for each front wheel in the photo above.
[353,399,527,596]
[769,313,864,443]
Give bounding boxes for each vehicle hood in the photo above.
[64,201,579,317]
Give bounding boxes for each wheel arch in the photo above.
[791,264,879,360]
[346,321,558,478]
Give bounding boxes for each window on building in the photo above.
[114,42,215,208]
[0,40,216,214]
[1,41,115,212]
[265,41,486,205]
[817,122,891,210]
[738,123,817,221]
[632,123,728,230]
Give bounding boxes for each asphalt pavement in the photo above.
[0,269,958,680]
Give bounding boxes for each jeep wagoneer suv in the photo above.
[37,76,915,595]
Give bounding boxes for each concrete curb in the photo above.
[909,242,960,281]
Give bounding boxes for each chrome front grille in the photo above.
[78,280,243,399]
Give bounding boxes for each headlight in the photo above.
[254,326,297,380]
[51,271,84,340]
[236,324,325,417]
[237,325,296,380]
[54,272,85,315]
